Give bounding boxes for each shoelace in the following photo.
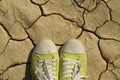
[62,58,87,80]
[34,59,56,80]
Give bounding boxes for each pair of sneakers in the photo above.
[31,39,87,80]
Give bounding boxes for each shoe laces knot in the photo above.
[62,58,88,80]
[34,59,57,80]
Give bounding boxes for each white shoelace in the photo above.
[62,58,87,80]
[34,59,56,80]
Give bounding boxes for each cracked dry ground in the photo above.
[0,0,120,80]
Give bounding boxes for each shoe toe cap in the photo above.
[61,39,85,54]
[34,39,57,54]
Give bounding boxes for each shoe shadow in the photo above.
[58,46,63,55]
[23,47,35,80]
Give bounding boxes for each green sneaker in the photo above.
[31,39,59,80]
[60,39,87,80]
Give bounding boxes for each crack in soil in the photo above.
[110,69,120,80]
[0,9,7,16]
[0,23,12,38]
[26,15,41,29]
[0,62,28,75]
[30,0,49,6]
[95,20,110,32]
[0,39,10,54]
[98,39,109,63]
[74,0,101,12]
[43,13,80,27]
[12,9,36,46]
[102,0,112,20]
[26,12,81,30]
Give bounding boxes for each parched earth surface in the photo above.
[0,0,120,80]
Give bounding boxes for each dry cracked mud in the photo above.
[0,0,120,80]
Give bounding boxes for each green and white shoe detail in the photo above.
[60,39,87,80]
[31,39,59,80]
